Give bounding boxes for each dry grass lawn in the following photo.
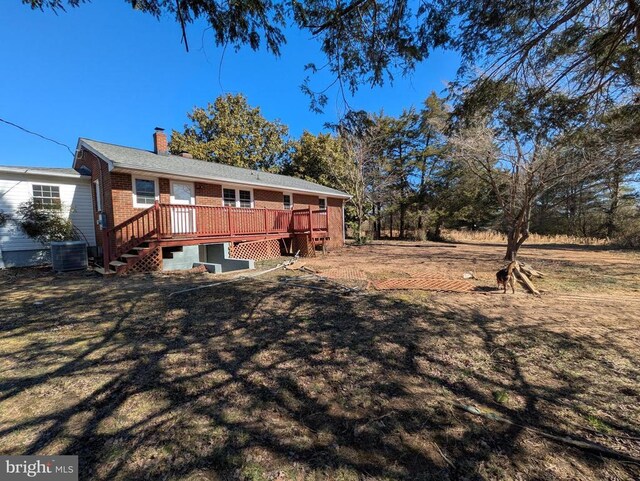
[0,240,639,480]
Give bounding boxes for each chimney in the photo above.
[153,127,168,155]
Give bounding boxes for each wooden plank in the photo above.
[518,262,545,278]
[513,266,540,295]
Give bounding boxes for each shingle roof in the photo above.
[79,138,350,198]
[0,165,85,178]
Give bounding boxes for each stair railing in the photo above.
[103,202,159,270]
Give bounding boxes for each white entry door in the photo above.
[170,181,196,234]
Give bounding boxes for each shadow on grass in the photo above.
[0,270,638,480]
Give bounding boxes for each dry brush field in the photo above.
[0,240,639,480]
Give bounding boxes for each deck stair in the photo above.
[99,241,157,275]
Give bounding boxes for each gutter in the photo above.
[0,166,86,179]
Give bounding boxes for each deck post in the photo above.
[102,228,111,272]
[154,201,160,238]
[263,208,269,234]
[228,207,234,236]
[308,205,314,238]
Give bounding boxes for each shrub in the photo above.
[612,222,640,249]
[16,199,75,244]
[0,210,10,228]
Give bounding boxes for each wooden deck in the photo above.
[102,203,328,272]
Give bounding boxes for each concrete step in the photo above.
[109,260,127,267]
[94,266,115,275]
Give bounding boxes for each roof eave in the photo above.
[111,164,352,199]
[75,139,115,171]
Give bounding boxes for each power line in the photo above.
[0,117,74,156]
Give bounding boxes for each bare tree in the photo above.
[450,121,604,260]
[330,134,370,242]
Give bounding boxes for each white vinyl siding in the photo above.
[0,172,96,251]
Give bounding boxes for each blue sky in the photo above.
[1,1,460,168]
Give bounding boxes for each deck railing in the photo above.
[103,203,326,270]
[156,204,295,237]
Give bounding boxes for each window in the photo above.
[318,197,327,211]
[32,184,60,207]
[172,182,193,203]
[223,188,236,207]
[283,194,292,210]
[239,190,252,208]
[223,187,253,208]
[133,178,157,207]
[93,179,102,211]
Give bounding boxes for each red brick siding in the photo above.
[194,182,222,233]
[292,193,318,210]
[291,193,344,248]
[254,189,284,210]
[195,182,221,206]
[75,149,112,247]
[159,178,171,204]
[327,197,344,248]
[111,173,139,226]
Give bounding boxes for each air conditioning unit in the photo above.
[51,241,88,272]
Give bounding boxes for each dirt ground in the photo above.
[0,240,639,480]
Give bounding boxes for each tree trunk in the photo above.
[505,231,520,261]
[399,204,406,239]
[371,204,378,240]
[389,213,393,239]
[505,225,530,261]
[505,205,532,261]
[375,203,382,239]
[605,160,623,239]
[427,217,443,241]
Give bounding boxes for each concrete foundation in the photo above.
[0,249,50,268]
[162,242,254,273]
[162,245,200,271]
[201,243,254,272]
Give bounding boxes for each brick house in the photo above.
[73,129,350,274]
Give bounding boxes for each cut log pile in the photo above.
[513,261,544,295]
